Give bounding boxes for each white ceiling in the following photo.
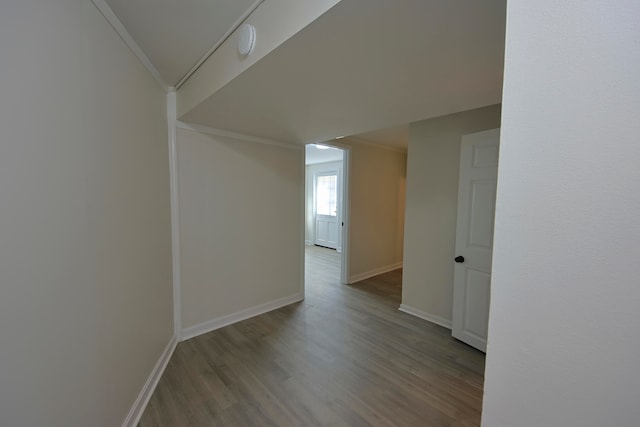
[180,0,506,144]
[102,0,505,147]
[305,124,407,165]
[354,125,409,150]
[305,144,344,165]
[104,0,257,86]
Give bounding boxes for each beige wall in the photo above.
[341,140,407,282]
[401,105,501,325]
[0,2,173,426]
[177,128,304,331]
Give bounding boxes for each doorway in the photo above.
[304,143,349,287]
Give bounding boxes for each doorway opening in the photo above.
[304,143,349,291]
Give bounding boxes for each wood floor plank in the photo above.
[139,245,485,426]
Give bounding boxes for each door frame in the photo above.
[303,143,350,286]
[339,147,350,285]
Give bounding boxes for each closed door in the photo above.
[452,128,500,352]
[314,171,339,249]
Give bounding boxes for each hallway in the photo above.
[140,246,485,426]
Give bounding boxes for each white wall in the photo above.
[341,139,407,282]
[0,2,173,426]
[401,105,501,326]
[176,128,304,334]
[305,160,343,247]
[483,1,640,426]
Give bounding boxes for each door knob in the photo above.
[454,256,465,263]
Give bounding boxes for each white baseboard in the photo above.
[181,292,304,341]
[305,240,314,246]
[122,335,178,427]
[348,262,403,283]
[398,304,452,330]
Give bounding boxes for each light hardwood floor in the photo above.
[139,245,485,426]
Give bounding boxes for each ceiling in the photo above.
[306,124,408,166]
[102,0,505,146]
[104,0,257,86]
[305,144,344,165]
[180,0,506,144]
[353,125,409,150]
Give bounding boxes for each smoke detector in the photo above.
[237,24,256,57]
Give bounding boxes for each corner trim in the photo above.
[175,121,302,150]
[121,335,178,427]
[181,292,304,341]
[348,262,403,284]
[167,91,182,341]
[398,304,452,330]
[91,0,168,91]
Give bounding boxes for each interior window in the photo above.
[316,174,337,216]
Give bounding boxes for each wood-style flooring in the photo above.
[139,245,485,426]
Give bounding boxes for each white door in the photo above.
[452,128,500,352]
[314,171,339,249]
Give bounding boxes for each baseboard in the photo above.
[305,240,314,246]
[182,292,304,341]
[122,335,178,427]
[398,304,452,330]
[348,262,403,283]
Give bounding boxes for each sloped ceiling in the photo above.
[104,0,257,86]
[102,0,505,145]
[180,0,506,144]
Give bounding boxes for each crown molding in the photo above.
[91,0,168,92]
[175,121,302,150]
